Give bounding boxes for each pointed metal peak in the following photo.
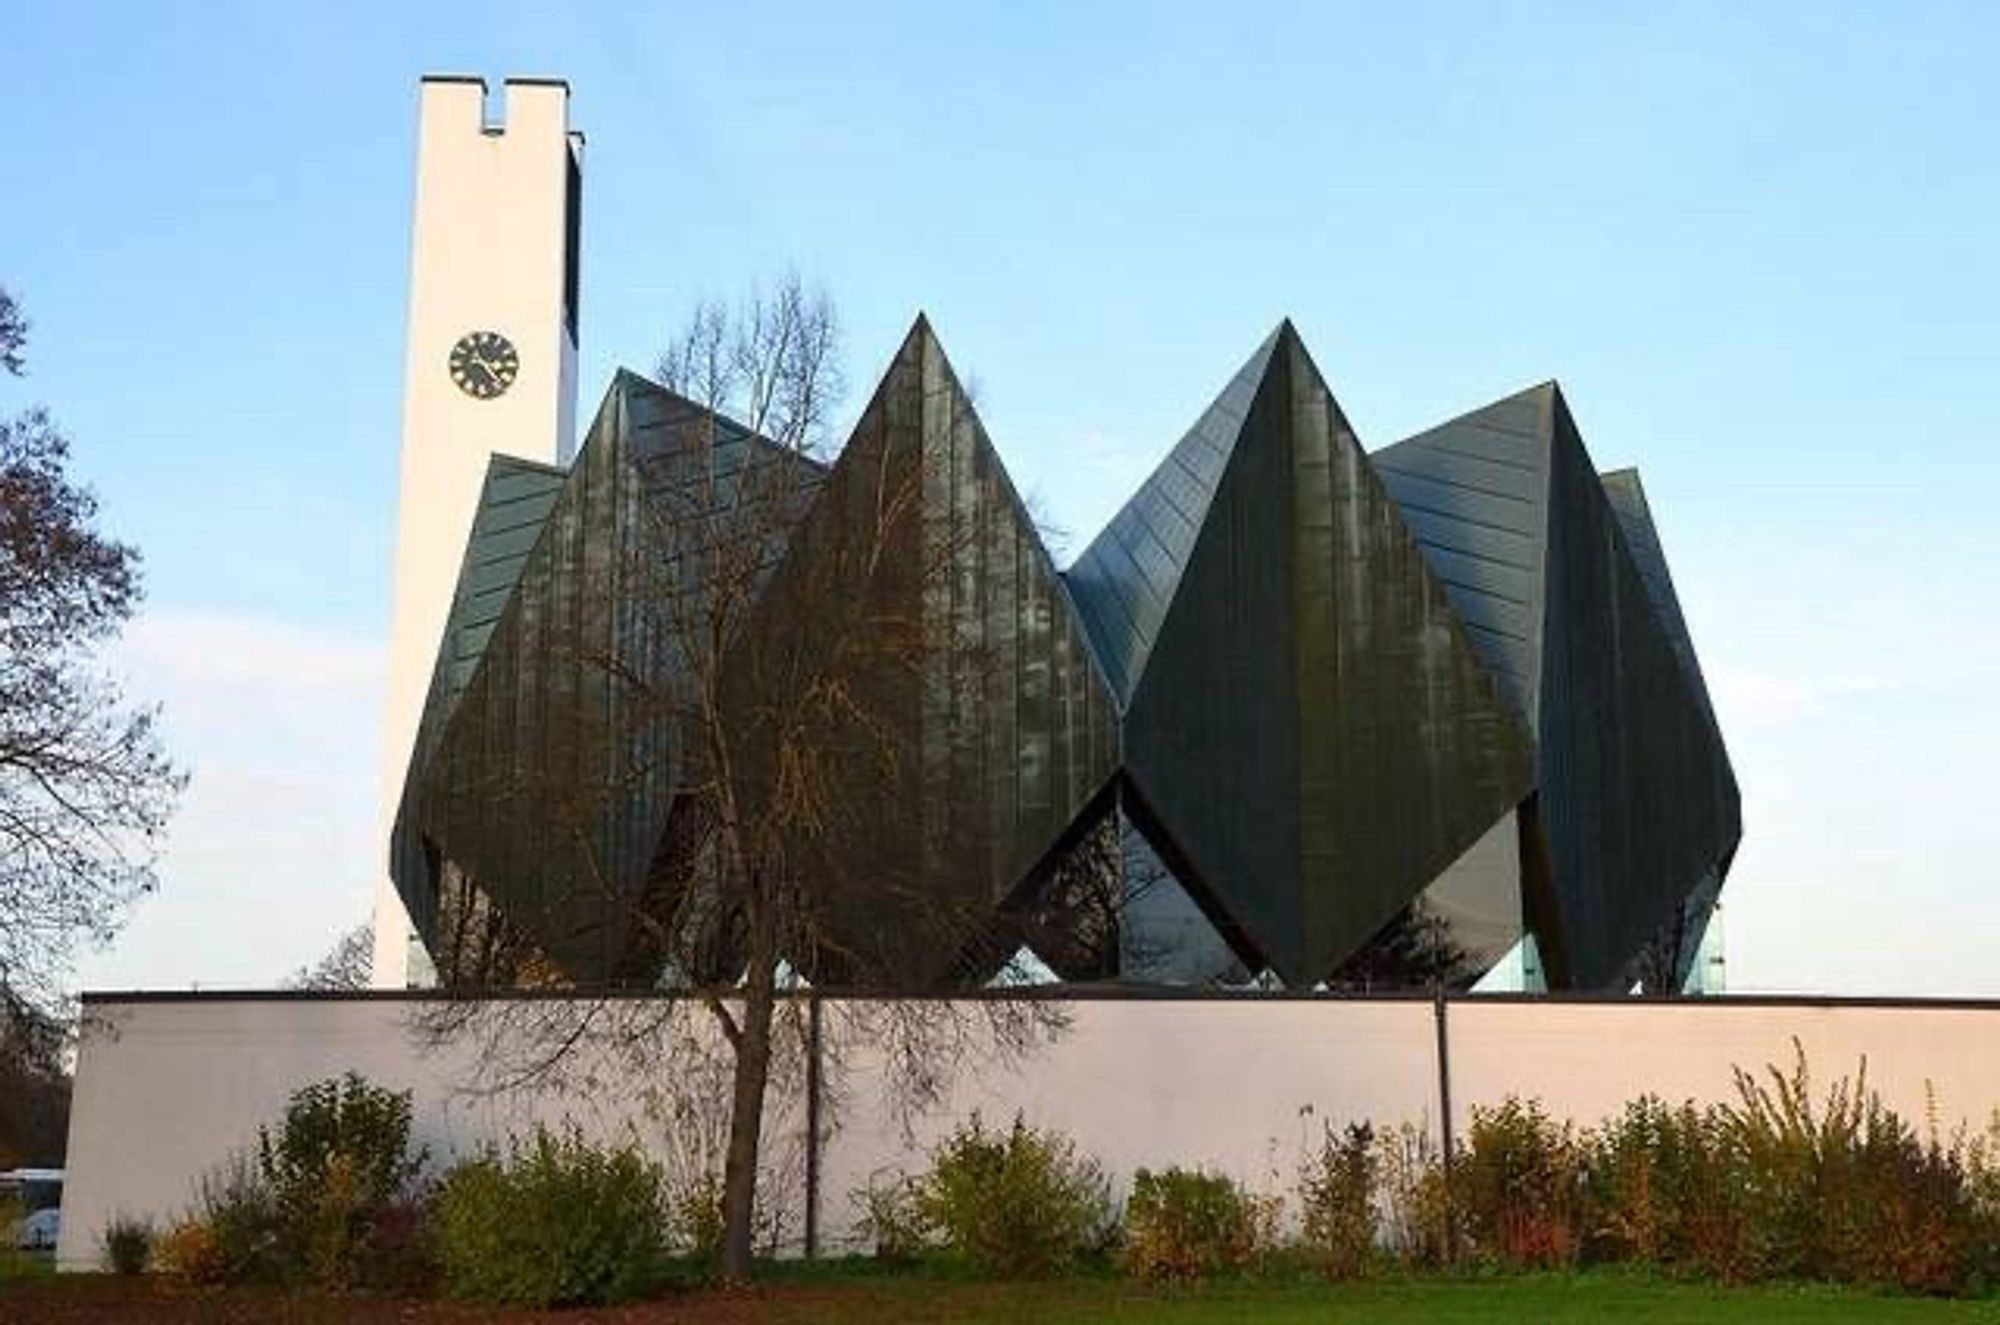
[1546,379,1583,433]
[1272,323,1348,398]
[900,310,941,355]
[1065,326,1288,706]
[1229,321,1289,389]
[891,311,968,385]
[607,366,673,410]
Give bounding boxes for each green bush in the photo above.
[164,1073,430,1290]
[1584,1095,1747,1278]
[433,1128,668,1306]
[1458,1098,1584,1267]
[192,1154,284,1285]
[99,1213,153,1275]
[257,1071,429,1290]
[917,1114,1113,1277]
[1121,1166,1267,1280]
[1452,1047,2000,1295]
[1717,1047,1985,1293]
[1298,1123,1377,1278]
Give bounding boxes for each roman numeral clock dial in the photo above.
[448,330,520,400]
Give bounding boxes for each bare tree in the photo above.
[0,284,185,1033]
[285,922,374,991]
[415,276,1078,1281]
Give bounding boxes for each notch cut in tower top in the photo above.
[420,73,572,136]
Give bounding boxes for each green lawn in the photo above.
[8,1266,2000,1322]
[745,1271,2000,1324]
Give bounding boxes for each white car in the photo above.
[15,1206,59,1251]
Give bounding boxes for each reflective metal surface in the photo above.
[393,319,1740,994]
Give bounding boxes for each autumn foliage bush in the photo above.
[1583,1095,1748,1277]
[1297,1123,1378,1278]
[155,1074,432,1292]
[1112,1042,2000,1297]
[1449,1044,2000,1295]
[1711,1050,1993,1294]
[1457,1098,1587,1267]
[1120,1166,1271,1280]
[257,1072,430,1289]
[156,1049,2000,1301]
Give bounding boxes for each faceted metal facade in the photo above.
[391,372,823,982]
[1071,326,1536,986]
[392,318,1739,992]
[1373,386,1741,990]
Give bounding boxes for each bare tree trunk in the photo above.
[718,890,778,1282]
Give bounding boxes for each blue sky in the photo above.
[4,2,1996,994]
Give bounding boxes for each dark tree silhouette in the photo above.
[285,922,375,991]
[1325,900,1481,992]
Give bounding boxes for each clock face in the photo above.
[448,330,519,400]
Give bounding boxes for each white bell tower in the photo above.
[372,75,583,986]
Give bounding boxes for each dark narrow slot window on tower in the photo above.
[563,147,582,342]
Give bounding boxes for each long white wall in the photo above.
[56,994,2000,1270]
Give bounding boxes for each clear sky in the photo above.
[4,2,1996,996]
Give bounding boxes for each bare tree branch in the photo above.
[415,277,1080,1281]
[284,923,375,991]
[0,287,185,1024]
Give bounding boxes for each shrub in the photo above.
[1376,1121,1453,1267]
[1965,1113,2000,1282]
[99,1213,153,1275]
[257,1071,428,1290]
[1298,1123,1377,1278]
[1584,1095,1746,1278]
[434,1128,668,1306]
[152,1218,225,1284]
[667,1170,725,1264]
[1458,1098,1584,1267]
[1719,1046,1984,1293]
[164,1074,429,1290]
[191,1154,284,1285]
[917,1114,1113,1277]
[853,1172,934,1262]
[1121,1166,1266,1280]
[356,1199,441,1297]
